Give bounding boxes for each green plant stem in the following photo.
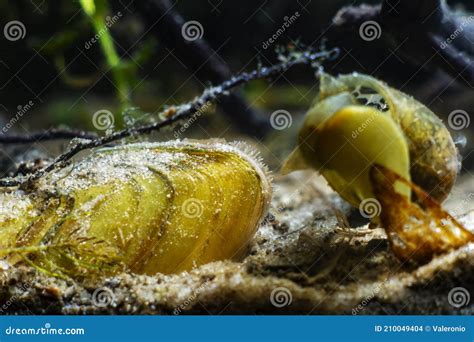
[79,0,131,110]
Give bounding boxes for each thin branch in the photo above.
[0,47,339,188]
[0,128,97,144]
[333,0,474,86]
[133,0,271,137]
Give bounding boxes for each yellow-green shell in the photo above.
[0,141,272,276]
[283,73,458,206]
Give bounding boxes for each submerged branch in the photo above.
[333,0,474,86]
[0,128,97,144]
[0,47,339,188]
[134,0,271,137]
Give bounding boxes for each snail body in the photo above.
[282,73,468,262]
[0,140,271,276]
[282,73,458,207]
[371,164,474,262]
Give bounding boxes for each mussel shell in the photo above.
[0,141,272,276]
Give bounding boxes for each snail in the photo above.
[282,73,471,262]
[282,72,458,207]
[0,140,272,277]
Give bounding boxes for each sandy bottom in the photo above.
[1,172,473,314]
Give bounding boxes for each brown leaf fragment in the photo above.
[370,164,474,263]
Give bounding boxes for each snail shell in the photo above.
[282,73,458,206]
[0,140,272,276]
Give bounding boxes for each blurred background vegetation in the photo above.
[0,0,473,171]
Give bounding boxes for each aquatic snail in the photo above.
[282,72,459,205]
[282,72,470,262]
[0,140,272,277]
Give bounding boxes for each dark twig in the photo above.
[382,0,474,86]
[0,48,338,188]
[0,128,97,144]
[133,0,271,137]
[333,0,474,86]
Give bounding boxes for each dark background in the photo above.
[0,0,473,172]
